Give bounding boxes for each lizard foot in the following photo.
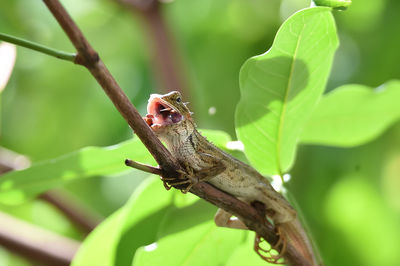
[254,227,286,264]
[160,177,173,190]
[163,157,226,194]
[158,167,196,193]
[170,179,193,194]
[163,171,194,193]
[175,163,199,194]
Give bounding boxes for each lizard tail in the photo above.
[279,218,320,266]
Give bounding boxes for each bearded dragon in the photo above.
[142,91,317,265]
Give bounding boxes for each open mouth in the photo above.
[145,95,183,129]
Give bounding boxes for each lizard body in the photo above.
[144,91,316,265]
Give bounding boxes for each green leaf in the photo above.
[133,200,245,266]
[0,138,155,205]
[114,177,175,266]
[71,208,125,266]
[226,231,271,266]
[0,129,232,205]
[197,129,232,146]
[300,80,400,146]
[72,177,174,266]
[235,7,338,175]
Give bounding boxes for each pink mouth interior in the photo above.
[147,98,183,127]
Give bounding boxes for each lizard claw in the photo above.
[160,178,172,191]
[254,227,286,264]
[164,178,194,193]
[180,182,194,194]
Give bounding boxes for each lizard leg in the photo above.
[214,208,248,230]
[178,156,226,193]
[159,176,181,191]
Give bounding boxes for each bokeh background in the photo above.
[1,0,400,265]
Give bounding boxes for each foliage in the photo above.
[301,80,400,146]
[0,138,153,205]
[1,0,400,266]
[236,7,338,175]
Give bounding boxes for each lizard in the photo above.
[143,91,317,265]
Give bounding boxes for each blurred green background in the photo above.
[1,0,400,265]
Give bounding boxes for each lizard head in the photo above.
[145,91,195,143]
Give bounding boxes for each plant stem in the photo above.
[0,211,80,266]
[0,32,76,62]
[125,159,163,175]
[39,191,102,233]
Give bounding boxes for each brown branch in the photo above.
[40,1,311,265]
[39,191,102,233]
[115,0,190,97]
[43,0,178,175]
[0,148,101,265]
[0,211,80,266]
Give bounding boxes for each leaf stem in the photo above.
[0,32,76,62]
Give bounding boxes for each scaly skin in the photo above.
[145,91,317,265]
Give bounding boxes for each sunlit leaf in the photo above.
[72,177,173,266]
[0,138,155,205]
[133,200,245,266]
[226,231,271,266]
[0,129,232,205]
[300,80,400,146]
[197,129,231,146]
[71,209,124,266]
[235,7,338,175]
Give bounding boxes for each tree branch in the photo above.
[0,147,102,265]
[37,0,310,265]
[115,0,190,97]
[0,211,80,266]
[39,191,102,233]
[42,0,179,175]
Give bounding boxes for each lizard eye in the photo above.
[176,97,181,103]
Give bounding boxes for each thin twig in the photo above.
[35,1,311,265]
[125,159,163,175]
[0,32,76,62]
